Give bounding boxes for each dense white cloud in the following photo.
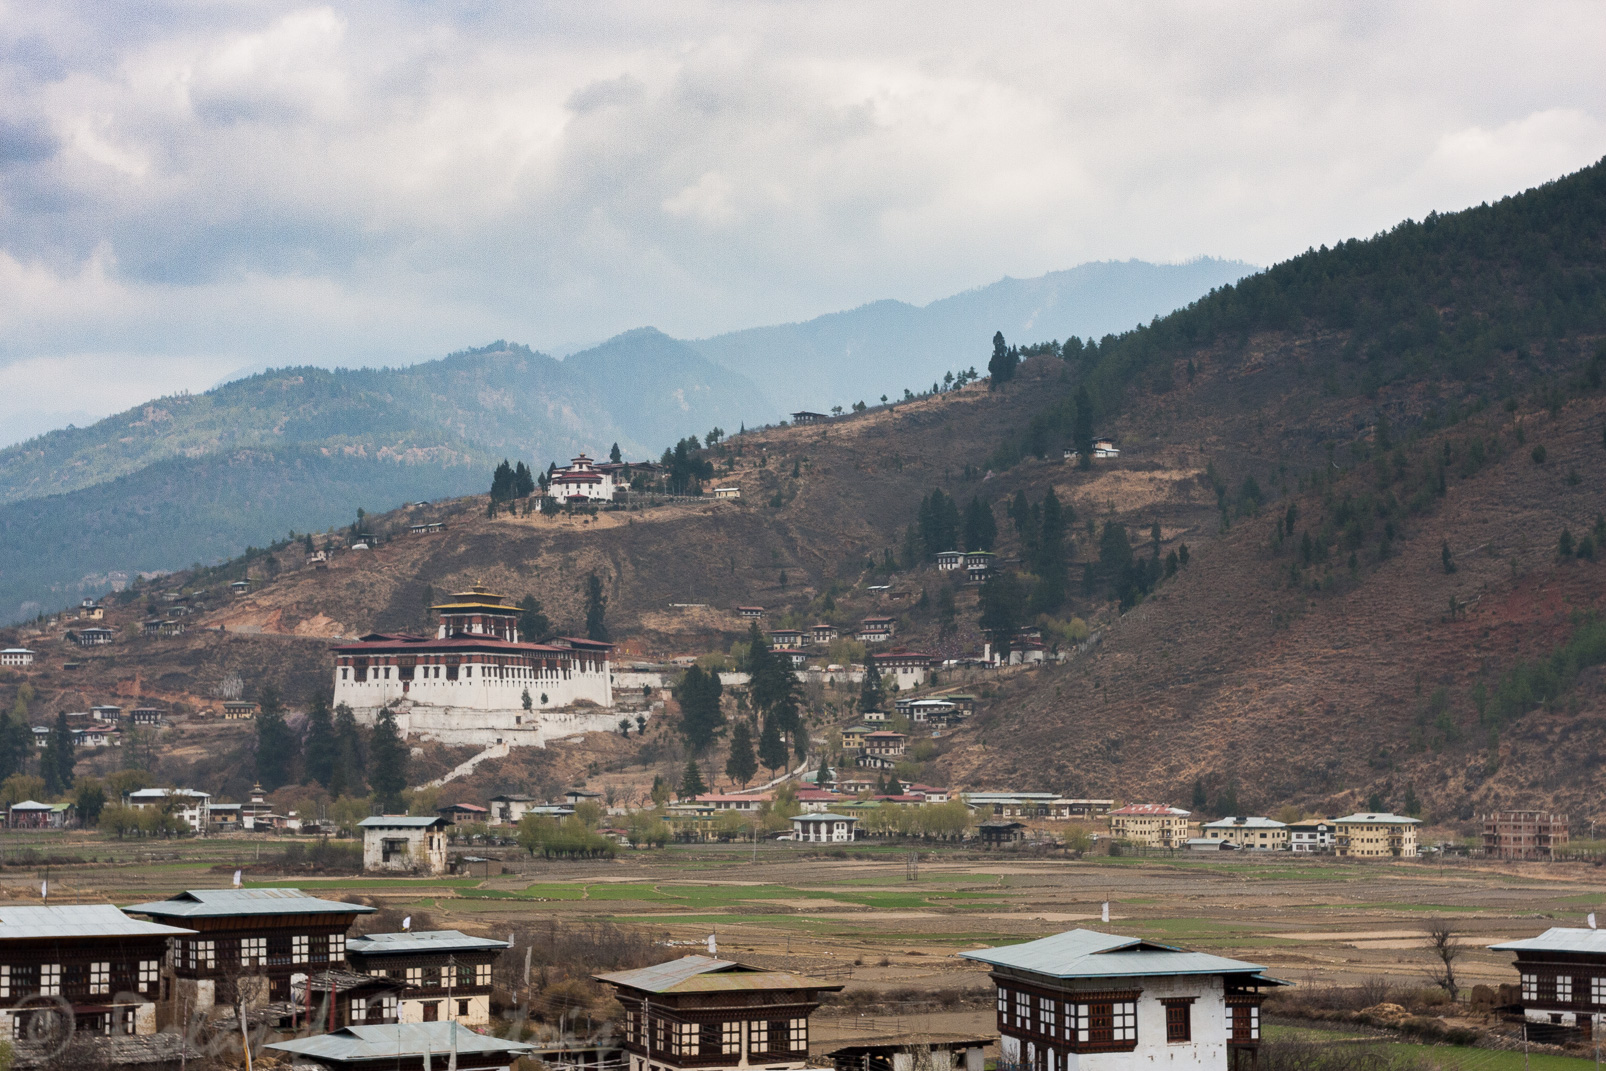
[1,1,1603,441]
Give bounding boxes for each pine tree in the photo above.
[885,774,903,795]
[815,756,834,792]
[302,696,335,789]
[329,702,364,797]
[748,624,800,735]
[254,685,297,791]
[490,459,517,502]
[963,496,997,551]
[859,658,885,715]
[517,595,551,642]
[758,715,788,774]
[514,461,536,497]
[369,706,409,812]
[988,331,1018,387]
[680,758,708,799]
[1032,489,1068,612]
[584,573,609,642]
[43,712,74,796]
[610,442,622,464]
[674,665,725,753]
[979,572,1028,658]
[725,720,758,787]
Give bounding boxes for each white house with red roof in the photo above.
[871,649,937,688]
[331,585,617,747]
[547,453,618,502]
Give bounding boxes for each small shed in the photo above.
[359,815,450,875]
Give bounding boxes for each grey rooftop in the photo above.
[124,888,376,919]
[959,929,1283,982]
[265,1022,534,1063]
[1490,927,1606,954]
[0,904,195,940]
[347,930,510,956]
[358,815,449,829]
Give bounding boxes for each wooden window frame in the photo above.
[1162,998,1194,1043]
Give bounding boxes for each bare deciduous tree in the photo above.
[1425,918,1464,1002]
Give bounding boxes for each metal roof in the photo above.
[1490,928,1606,954]
[358,815,448,829]
[596,954,841,994]
[347,930,510,956]
[266,1023,534,1062]
[794,813,857,822]
[124,888,376,919]
[1332,812,1421,825]
[959,929,1277,982]
[0,904,195,940]
[8,800,53,811]
[1202,817,1287,829]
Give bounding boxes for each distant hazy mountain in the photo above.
[691,258,1257,413]
[0,332,761,621]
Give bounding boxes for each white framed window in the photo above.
[187,940,215,970]
[475,963,491,986]
[749,1021,768,1050]
[380,995,398,1019]
[0,965,9,998]
[625,1010,638,1043]
[406,967,423,986]
[241,937,267,966]
[139,961,159,992]
[90,962,110,995]
[1112,1001,1137,1043]
[997,988,1008,1015]
[1248,1006,1260,1040]
[351,998,368,1020]
[674,1022,699,1055]
[1522,974,1539,1001]
[1558,976,1574,1002]
[1593,977,1606,1004]
[1015,991,1030,1028]
[1072,1003,1090,1043]
[328,934,345,961]
[1040,996,1057,1037]
[789,1018,807,1049]
[292,935,309,964]
[722,1022,742,1055]
[40,964,61,997]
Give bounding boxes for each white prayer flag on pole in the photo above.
[40,881,47,901]
[233,869,243,888]
[1589,913,1597,930]
[1101,902,1109,923]
[403,916,412,930]
[707,933,717,955]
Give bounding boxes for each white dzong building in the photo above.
[332,585,617,747]
[549,453,617,502]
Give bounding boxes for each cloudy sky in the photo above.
[1,2,1603,443]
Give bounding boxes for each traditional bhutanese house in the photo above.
[976,820,1028,847]
[1490,928,1606,1041]
[90,703,122,721]
[488,794,570,825]
[74,627,114,647]
[230,579,252,594]
[871,650,937,689]
[266,1022,534,1071]
[737,606,765,620]
[791,813,858,843]
[781,649,809,669]
[1287,820,1337,853]
[72,723,119,748]
[124,787,210,831]
[359,816,450,875]
[833,777,877,796]
[790,410,829,425]
[904,784,951,804]
[943,694,978,714]
[862,731,906,759]
[713,486,742,499]
[861,709,888,724]
[346,929,509,1026]
[437,802,489,826]
[793,789,848,813]
[0,904,194,1040]
[1092,438,1120,459]
[694,793,771,813]
[8,800,73,829]
[409,521,446,534]
[223,700,259,720]
[1,648,35,667]
[839,725,871,752]
[857,617,896,643]
[904,698,958,724]
[769,628,803,649]
[597,955,844,1071]
[123,888,374,1023]
[288,969,406,1029]
[810,624,837,644]
[936,550,965,571]
[128,706,165,725]
[960,929,1287,1071]
[963,551,996,583]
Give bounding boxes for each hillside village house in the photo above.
[694,793,770,813]
[1483,811,1570,860]
[1489,928,1606,1038]
[964,551,996,582]
[8,800,75,829]
[223,700,259,719]
[346,929,508,1026]
[792,813,858,843]
[858,617,896,643]
[961,929,1286,1071]
[1108,804,1193,848]
[1201,817,1290,850]
[437,802,489,826]
[488,794,572,825]
[810,624,837,644]
[90,703,122,721]
[1093,438,1120,458]
[598,955,843,1071]
[125,888,375,1018]
[78,599,104,620]
[769,629,803,649]
[129,706,165,725]
[1287,820,1336,853]
[738,606,765,620]
[790,410,829,424]
[1333,812,1421,858]
[840,725,872,752]
[332,585,616,747]
[872,650,937,689]
[0,904,194,1040]
[936,550,966,571]
[73,627,114,647]
[125,787,211,832]
[863,731,907,760]
[0,648,34,667]
[713,486,742,499]
[360,815,449,875]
